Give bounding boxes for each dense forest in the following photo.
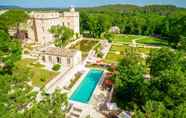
[79,4,186,49]
[112,48,186,117]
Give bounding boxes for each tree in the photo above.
[87,14,111,38]
[49,25,74,47]
[24,90,67,118]
[103,32,112,42]
[149,67,186,109]
[147,48,182,77]
[80,10,89,33]
[177,36,186,51]
[112,47,186,116]
[80,5,186,49]
[133,101,169,118]
[0,67,36,118]
[0,9,28,74]
[0,60,67,118]
[145,48,186,114]
[174,102,186,118]
[112,48,147,110]
[0,30,22,74]
[0,9,28,38]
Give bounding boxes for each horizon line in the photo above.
[0,3,185,9]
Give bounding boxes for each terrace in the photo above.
[69,39,99,59]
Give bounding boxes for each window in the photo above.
[25,32,28,38]
[67,22,70,27]
[42,56,45,62]
[57,57,61,63]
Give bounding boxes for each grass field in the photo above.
[136,37,168,46]
[15,59,58,87]
[111,34,146,43]
[111,34,168,46]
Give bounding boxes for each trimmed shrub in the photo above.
[52,64,61,71]
[97,52,103,58]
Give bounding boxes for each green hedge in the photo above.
[52,64,61,71]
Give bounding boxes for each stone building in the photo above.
[40,47,81,67]
[109,26,120,34]
[26,7,79,45]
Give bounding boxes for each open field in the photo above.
[15,59,58,87]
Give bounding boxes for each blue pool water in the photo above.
[70,69,103,103]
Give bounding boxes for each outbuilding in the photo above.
[40,47,81,67]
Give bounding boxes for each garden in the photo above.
[104,44,156,64]
[69,39,99,58]
[104,44,129,63]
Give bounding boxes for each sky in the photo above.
[0,0,186,8]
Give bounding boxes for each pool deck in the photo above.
[67,68,107,118]
[69,68,105,103]
[68,68,89,98]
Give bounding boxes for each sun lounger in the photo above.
[73,107,82,112]
[70,112,80,118]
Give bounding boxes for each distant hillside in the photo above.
[0,5,21,9]
[78,4,177,12]
[78,4,142,12]
[1,4,185,14]
[77,4,186,15]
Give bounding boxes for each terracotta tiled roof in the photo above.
[41,47,79,57]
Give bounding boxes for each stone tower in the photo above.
[62,7,80,33]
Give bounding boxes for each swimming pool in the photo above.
[70,69,103,103]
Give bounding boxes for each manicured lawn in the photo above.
[136,37,168,46]
[15,59,58,87]
[111,34,167,46]
[104,44,128,63]
[105,52,124,63]
[111,34,146,43]
[104,44,156,63]
[110,44,130,52]
[70,39,98,52]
